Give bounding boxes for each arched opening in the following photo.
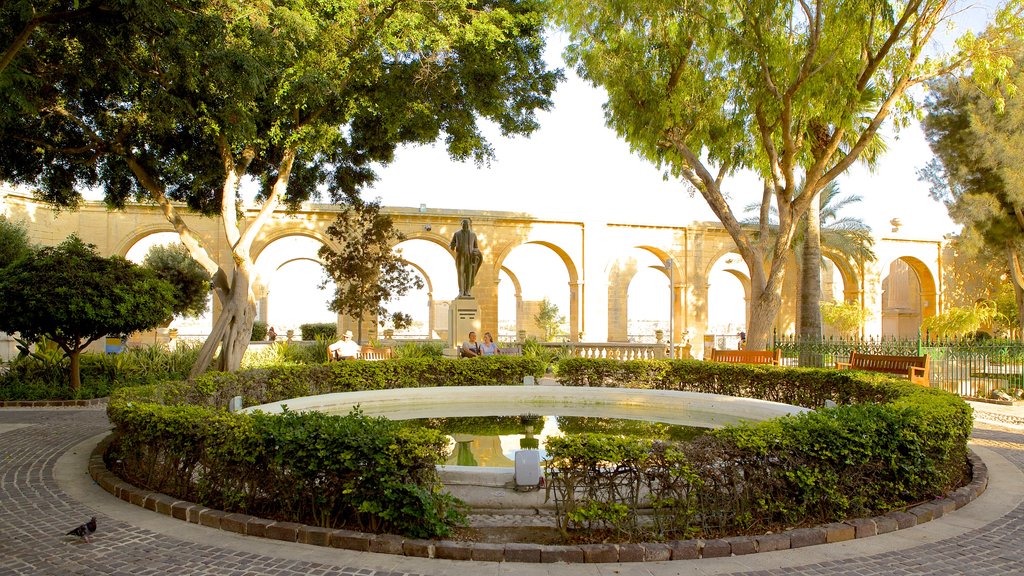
[253,236,335,337]
[881,257,937,339]
[124,232,213,338]
[391,239,457,340]
[706,253,750,350]
[626,263,670,343]
[498,243,571,342]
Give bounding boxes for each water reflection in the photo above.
[403,415,707,467]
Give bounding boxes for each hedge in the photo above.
[105,357,971,543]
[546,359,972,540]
[299,323,337,341]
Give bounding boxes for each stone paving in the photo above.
[2,406,1024,575]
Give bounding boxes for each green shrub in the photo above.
[299,322,337,341]
[106,398,464,537]
[251,320,268,341]
[393,341,444,358]
[0,342,201,400]
[544,362,971,541]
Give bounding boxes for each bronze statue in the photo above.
[450,219,482,297]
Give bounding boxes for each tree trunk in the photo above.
[69,347,82,392]
[1014,280,1024,339]
[798,196,823,366]
[189,265,256,379]
[742,247,785,350]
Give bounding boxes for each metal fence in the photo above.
[773,334,1024,396]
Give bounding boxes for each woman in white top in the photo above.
[480,332,499,356]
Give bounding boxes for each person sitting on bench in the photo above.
[461,331,482,358]
[328,330,360,360]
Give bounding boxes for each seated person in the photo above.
[461,331,482,358]
[480,331,499,356]
[328,330,360,360]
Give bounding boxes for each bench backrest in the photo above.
[359,346,393,361]
[848,351,927,374]
[708,348,781,365]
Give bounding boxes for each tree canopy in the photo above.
[0,215,32,269]
[922,44,1024,334]
[1,0,560,376]
[551,0,1022,346]
[142,243,211,319]
[0,235,175,390]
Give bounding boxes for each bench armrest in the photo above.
[909,366,926,377]
[836,362,851,370]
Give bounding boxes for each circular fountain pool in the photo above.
[245,386,809,508]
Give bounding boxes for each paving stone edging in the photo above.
[87,435,989,563]
[0,397,107,407]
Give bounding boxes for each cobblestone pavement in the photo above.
[2,407,1024,575]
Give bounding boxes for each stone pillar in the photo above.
[448,296,481,351]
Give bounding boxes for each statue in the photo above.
[450,218,482,297]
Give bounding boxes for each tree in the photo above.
[142,243,211,320]
[922,46,1024,335]
[922,301,1003,339]
[745,181,875,336]
[319,200,423,343]
[534,297,565,342]
[820,300,873,337]
[0,235,174,390]
[0,214,32,269]
[0,0,560,377]
[551,0,1021,348]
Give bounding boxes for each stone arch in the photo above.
[881,256,937,338]
[493,240,581,342]
[252,234,335,332]
[251,228,336,264]
[605,245,676,343]
[113,225,180,258]
[820,250,863,303]
[703,252,752,347]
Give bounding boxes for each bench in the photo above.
[328,345,393,362]
[708,348,781,365]
[836,351,930,386]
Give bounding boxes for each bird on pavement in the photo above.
[66,517,97,543]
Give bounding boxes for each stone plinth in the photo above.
[447,296,481,352]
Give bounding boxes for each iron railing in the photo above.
[773,333,1024,397]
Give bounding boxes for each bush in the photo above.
[251,320,268,341]
[103,357,972,544]
[544,360,971,541]
[106,399,464,537]
[300,322,337,341]
[0,342,202,400]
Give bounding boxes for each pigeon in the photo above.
[66,517,96,543]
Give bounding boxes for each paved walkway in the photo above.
[2,404,1024,576]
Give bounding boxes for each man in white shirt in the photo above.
[329,330,361,360]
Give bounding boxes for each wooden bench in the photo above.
[328,345,393,362]
[708,348,781,365]
[836,351,930,386]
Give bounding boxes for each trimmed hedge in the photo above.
[106,399,463,537]
[299,322,337,341]
[546,360,972,540]
[106,357,971,543]
[125,356,548,409]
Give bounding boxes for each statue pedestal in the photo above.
[447,296,481,353]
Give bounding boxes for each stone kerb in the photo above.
[88,434,989,564]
